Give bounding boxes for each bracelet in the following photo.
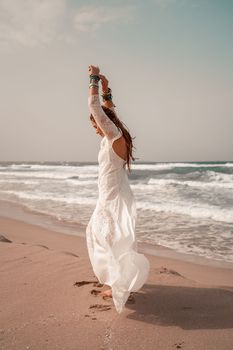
[89,79,99,85]
[102,87,112,95]
[100,86,116,106]
[89,74,100,83]
[89,73,100,88]
[102,94,113,101]
[89,74,100,79]
[101,88,112,97]
[89,83,99,88]
[101,87,113,100]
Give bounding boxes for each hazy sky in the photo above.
[0,0,232,162]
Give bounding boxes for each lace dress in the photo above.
[86,94,150,313]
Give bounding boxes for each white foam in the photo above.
[78,174,98,179]
[136,200,233,224]
[8,163,98,171]
[64,179,98,185]
[0,179,39,185]
[205,170,233,182]
[3,190,97,205]
[0,170,98,180]
[147,178,233,189]
[131,162,233,171]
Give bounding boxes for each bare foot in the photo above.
[99,289,112,297]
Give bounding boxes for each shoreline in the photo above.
[0,198,233,271]
[1,200,233,349]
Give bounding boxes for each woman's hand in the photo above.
[99,74,109,92]
[88,65,100,76]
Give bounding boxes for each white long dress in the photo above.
[86,94,150,313]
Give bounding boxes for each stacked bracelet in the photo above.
[101,87,116,106]
[89,74,100,89]
[89,74,100,83]
[89,83,99,88]
[101,87,112,100]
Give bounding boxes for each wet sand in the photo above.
[0,201,233,349]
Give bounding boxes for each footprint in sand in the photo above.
[93,282,104,287]
[174,341,185,348]
[34,244,50,250]
[0,235,12,243]
[90,289,102,296]
[84,314,97,320]
[159,267,183,277]
[89,304,112,311]
[101,292,136,303]
[73,280,98,287]
[62,251,79,258]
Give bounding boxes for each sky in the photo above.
[0,0,232,162]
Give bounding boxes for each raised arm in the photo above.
[99,76,118,117]
[99,74,116,109]
[88,65,120,141]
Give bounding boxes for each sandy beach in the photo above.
[1,201,233,350]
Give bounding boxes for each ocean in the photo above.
[0,161,233,265]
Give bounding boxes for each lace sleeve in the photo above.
[88,94,120,141]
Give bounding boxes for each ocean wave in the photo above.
[0,170,98,180]
[136,201,233,223]
[147,178,233,189]
[2,190,97,205]
[78,174,98,179]
[131,164,174,170]
[1,164,98,172]
[0,179,39,185]
[131,162,233,171]
[65,179,98,185]
[204,170,233,182]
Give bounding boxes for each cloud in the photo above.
[0,1,137,49]
[0,0,66,48]
[73,5,136,33]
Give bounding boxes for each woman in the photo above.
[86,65,150,314]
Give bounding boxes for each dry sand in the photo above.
[0,201,233,350]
